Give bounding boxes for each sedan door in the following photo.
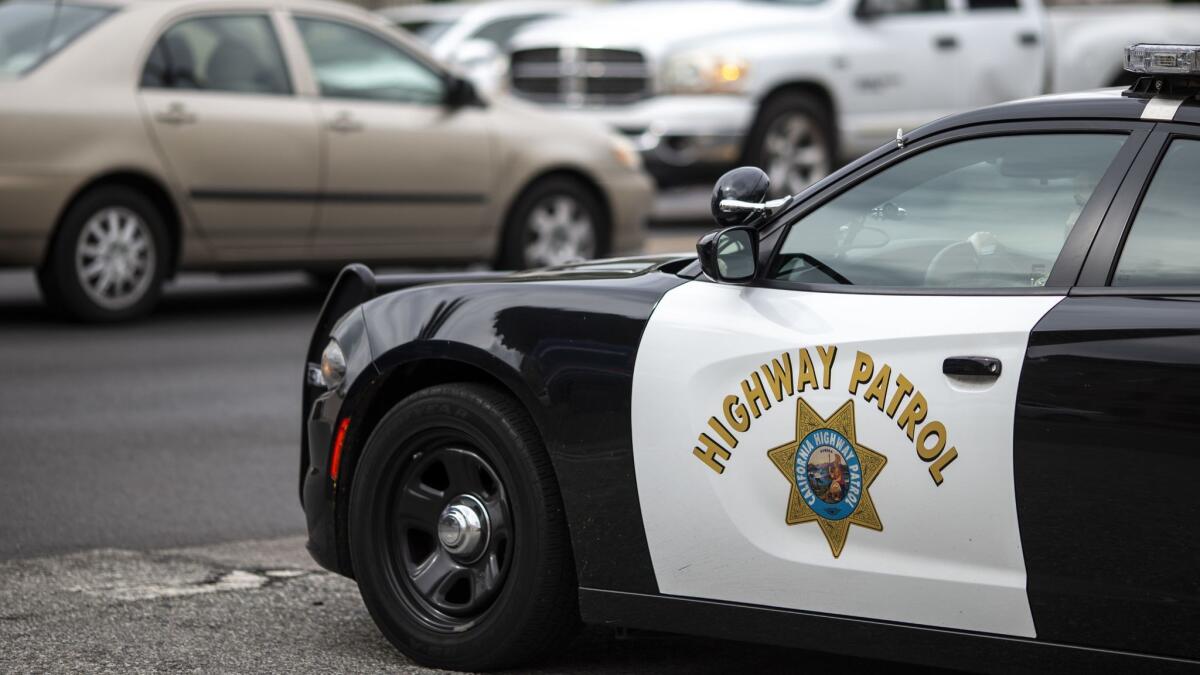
[1014,127,1200,661]
[291,15,493,263]
[630,123,1145,636]
[139,12,320,257]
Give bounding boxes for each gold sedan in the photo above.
[0,0,652,320]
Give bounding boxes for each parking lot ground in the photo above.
[0,535,929,674]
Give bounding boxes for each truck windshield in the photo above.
[0,0,114,77]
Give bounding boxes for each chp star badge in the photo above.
[767,398,886,558]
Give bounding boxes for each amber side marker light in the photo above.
[330,417,351,482]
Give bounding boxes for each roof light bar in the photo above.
[1125,44,1200,76]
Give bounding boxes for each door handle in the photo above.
[327,112,364,133]
[154,102,196,125]
[1017,31,1039,47]
[934,35,959,51]
[943,356,1002,378]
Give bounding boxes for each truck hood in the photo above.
[509,0,831,57]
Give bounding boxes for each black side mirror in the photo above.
[445,75,484,108]
[697,225,760,283]
[711,167,771,227]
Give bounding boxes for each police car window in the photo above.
[1111,139,1200,287]
[295,17,444,104]
[770,134,1126,289]
[140,15,291,95]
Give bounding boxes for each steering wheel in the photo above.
[924,234,1027,288]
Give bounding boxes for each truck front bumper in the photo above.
[553,95,757,187]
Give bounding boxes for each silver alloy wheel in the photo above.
[762,112,831,197]
[523,194,596,268]
[73,206,155,311]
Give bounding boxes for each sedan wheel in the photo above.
[74,207,156,312]
[500,176,607,270]
[37,185,167,322]
[524,194,597,268]
[349,383,579,670]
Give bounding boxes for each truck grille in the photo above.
[509,47,650,106]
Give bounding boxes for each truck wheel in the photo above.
[745,92,836,198]
[37,185,167,322]
[349,383,579,671]
[499,176,606,270]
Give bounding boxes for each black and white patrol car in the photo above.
[300,45,1200,672]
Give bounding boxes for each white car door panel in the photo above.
[631,282,1057,636]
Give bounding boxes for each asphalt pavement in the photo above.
[0,226,938,673]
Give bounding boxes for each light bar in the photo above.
[1125,44,1200,76]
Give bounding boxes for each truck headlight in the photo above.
[662,52,748,95]
[610,135,643,171]
[319,340,346,391]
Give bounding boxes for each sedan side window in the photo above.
[1111,139,1200,287]
[295,17,445,104]
[140,15,291,95]
[770,134,1127,289]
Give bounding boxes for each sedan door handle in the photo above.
[154,102,196,125]
[934,35,959,51]
[327,112,364,133]
[943,356,1002,378]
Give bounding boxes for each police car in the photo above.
[300,45,1200,672]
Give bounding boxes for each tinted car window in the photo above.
[968,0,1019,9]
[1112,139,1200,287]
[858,0,947,15]
[770,134,1126,289]
[295,17,444,104]
[141,15,291,94]
[0,0,112,76]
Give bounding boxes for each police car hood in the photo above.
[508,0,830,56]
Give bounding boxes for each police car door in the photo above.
[631,122,1147,636]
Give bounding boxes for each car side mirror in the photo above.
[697,225,759,283]
[445,75,484,108]
[452,39,501,68]
[710,166,793,229]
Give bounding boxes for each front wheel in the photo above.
[349,383,579,670]
[744,92,836,198]
[37,185,167,322]
[499,176,606,270]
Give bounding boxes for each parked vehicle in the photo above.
[300,46,1200,671]
[378,0,589,93]
[0,0,651,321]
[507,0,1200,194]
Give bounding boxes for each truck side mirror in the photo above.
[697,225,759,283]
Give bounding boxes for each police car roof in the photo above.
[912,87,1200,142]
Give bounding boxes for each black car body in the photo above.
[301,85,1200,672]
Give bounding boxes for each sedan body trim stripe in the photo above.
[190,189,487,204]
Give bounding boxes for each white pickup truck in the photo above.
[507,0,1200,194]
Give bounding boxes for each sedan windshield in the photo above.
[0,0,113,77]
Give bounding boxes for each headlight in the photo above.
[610,135,642,171]
[319,340,346,391]
[662,52,748,95]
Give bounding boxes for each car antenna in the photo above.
[896,128,906,149]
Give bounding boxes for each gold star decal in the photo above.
[767,398,886,558]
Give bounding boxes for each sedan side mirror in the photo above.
[697,225,759,283]
[445,75,484,108]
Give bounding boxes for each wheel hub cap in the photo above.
[437,495,489,561]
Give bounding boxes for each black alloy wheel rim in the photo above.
[388,442,512,630]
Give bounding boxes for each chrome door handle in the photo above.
[327,112,364,133]
[154,102,196,125]
[943,356,1002,378]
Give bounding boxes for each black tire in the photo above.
[37,185,168,322]
[349,383,579,670]
[498,176,608,270]
[744,91,837,198]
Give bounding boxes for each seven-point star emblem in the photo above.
[767,398,886,557]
